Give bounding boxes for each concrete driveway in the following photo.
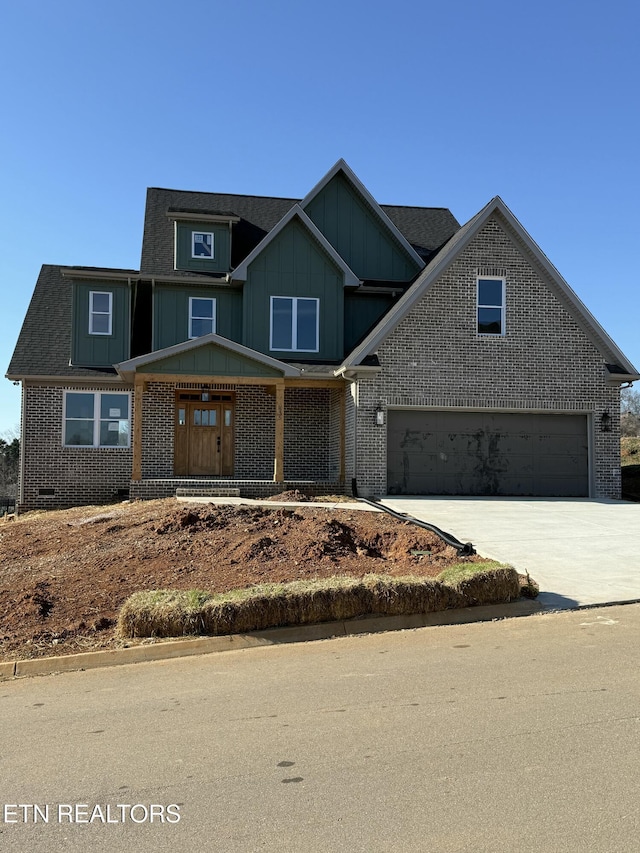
[379,496,640,609]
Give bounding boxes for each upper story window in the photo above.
[192,232,214,259]
[89,291,113,335]
[63,391,130,448]
[477,277,505,335]
[189,297,216,338]
[270,296,319,353]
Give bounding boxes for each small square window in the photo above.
[477,278,505,335]
[189,297,216,338]
[192,232,214,259]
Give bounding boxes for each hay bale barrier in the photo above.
[117,563,522,640]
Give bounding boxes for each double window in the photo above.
[270,296,319,352]
[89,291,112,335]
[477,277,505,335]
[64,392,130,448]
[192,232,214,259]
[189,297,216,338]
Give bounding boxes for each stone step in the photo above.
[176,487,241,498]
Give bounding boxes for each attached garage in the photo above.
[387,410,590,497]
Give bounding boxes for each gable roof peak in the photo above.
[230,203,360,287]
[299,160,426,271]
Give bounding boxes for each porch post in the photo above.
[132,375,145,482]
[274,381,285,483]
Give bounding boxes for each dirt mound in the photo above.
[0,498,491,661]
[266,490,312,502]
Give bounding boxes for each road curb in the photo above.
[2,599,543,680]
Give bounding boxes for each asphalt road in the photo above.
[2,605,640,852]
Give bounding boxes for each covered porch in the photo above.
[116,335,348,499]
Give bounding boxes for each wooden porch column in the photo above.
[132,375,145,482]
[274,381,285,483]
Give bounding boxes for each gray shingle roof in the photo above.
[140,188,460,277]
[6,265,124,380]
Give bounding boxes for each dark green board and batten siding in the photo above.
[153,284,242,351]
[387,410,590,497]
[243,218,344,360]
[146,344,283,377]
[174,220,231,274]
[344,292,396,351]
[71,281,130,367]
[304,172,421,282]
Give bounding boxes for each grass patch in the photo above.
[621,437,640,466]
[117,563,521,640]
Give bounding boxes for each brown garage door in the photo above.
[387,410,589,497]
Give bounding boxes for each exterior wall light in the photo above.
[376,406,385,426]
[600,411,611,432]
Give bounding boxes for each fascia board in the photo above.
[231,204,360,287]
[115,333,301,380]
[61,268,139,281]
[167,212,240,224]
[299,158,426,270]
[6,374,125,385]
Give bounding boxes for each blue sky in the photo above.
[1,0,639,435]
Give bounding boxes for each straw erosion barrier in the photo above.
[117,563,524,639]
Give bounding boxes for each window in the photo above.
[64,392,130,447]
[189,297,216,338]
[192,232,214,259]
[270,297,319,352]
[477,277,505,335]
[89,291,113,335]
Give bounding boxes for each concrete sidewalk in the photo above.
[380,496,640,609]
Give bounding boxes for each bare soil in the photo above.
[0,497,489,662]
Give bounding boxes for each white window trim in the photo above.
[476,276,506,336]
[191,231,215,260]
[89,291,113,336]
[269,296,320,353]
[188,297,217,339]
[63,391,131,448]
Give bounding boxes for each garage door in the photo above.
[387,411,589,497]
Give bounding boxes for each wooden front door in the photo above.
[174,394,234,476]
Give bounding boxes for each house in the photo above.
[7,160,639,512]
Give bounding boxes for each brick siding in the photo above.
[351,217,621,498]
[18,383,133,512]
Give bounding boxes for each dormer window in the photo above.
[192,232,214,259]
[89,291,112,335]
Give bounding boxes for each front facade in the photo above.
[7,161,639,511]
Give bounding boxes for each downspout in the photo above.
[352,378,359,497]
[127,277,132,358]
[151,279,155,351]
[18,381,26,512]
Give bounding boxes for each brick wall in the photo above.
[19,383,133,511]
[352,216,621,498]
[141,382,174,478]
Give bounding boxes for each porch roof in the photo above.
[116,334,301,382]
